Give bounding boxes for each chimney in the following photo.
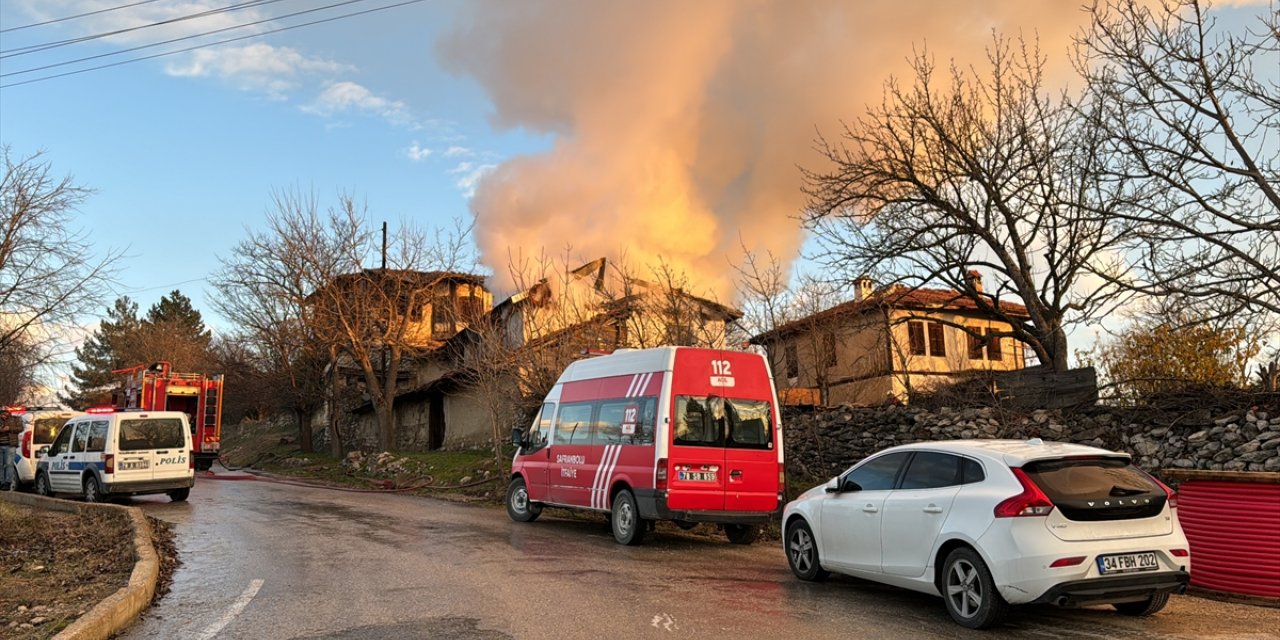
[854,276,875,301]
[965,270,983,293]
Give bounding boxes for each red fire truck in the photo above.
[112,362,224,471]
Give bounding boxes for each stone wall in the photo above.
[782,404,1280,482]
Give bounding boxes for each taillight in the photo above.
[103,454,114,474]
[994,467,1055,517]
[655,458,668,491]
[189,451,196,470]
[1153,476,1177,508]
[1171,548,1189,557]
[779,463,786,486]
[20,431,31,458]
[1049,556,1087,568]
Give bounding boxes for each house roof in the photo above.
[750,285,1029,343]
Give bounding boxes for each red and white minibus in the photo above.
[507,346,784,545]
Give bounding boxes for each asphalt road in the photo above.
[115,469,1280,640]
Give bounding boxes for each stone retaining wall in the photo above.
[782,404,1280,481]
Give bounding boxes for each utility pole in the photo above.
[381,221,387,270]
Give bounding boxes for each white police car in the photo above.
[36,410,195,502]
[3,406,83,491]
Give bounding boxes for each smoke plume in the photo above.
[439,1,1093,299]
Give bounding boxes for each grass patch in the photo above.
[0,502,133,639]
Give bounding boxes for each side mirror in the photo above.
[824,477,840,493]
[36,446,50,458]
[510,427,524,449]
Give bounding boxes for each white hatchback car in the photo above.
[783,439,1191,629]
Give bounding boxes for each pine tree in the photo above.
[130,290,214,372]
[60,297,140,408]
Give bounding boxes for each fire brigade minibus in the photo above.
[507,346,784,545]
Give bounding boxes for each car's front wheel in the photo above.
[505,477,541,522]
[942,547,1009,629]
[1113,592,1170,616]
[785,519,830,581]
[35,472,52,497]
[168,488,190,502]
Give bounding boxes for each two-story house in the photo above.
[750,274,1028,406]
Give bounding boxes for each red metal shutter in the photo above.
[1175,476,1280,599]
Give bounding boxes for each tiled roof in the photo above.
[751,286,1029,342]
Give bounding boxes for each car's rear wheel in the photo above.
[35,472,52,497]
[611,489,647,545]
[723,523,761,545]
[785,519,830,581]
[942,547,1009,629]
[1112,592,1170,616]
[82,475,105,503]
[168,488,190,502]
[505,477,541,522]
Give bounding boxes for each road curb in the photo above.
[0,492,159,640]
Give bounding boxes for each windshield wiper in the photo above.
[1109,486,1147,497]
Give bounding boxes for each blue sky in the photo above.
[1,0,1272,352]
[1,0,546,329]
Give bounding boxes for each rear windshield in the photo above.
[1023,457,1165,520]
[673,395,773,449]
[119,418,186,451]
[32,418,67,444]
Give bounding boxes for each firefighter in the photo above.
[0,409,15,490]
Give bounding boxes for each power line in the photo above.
[2,0,286,58]
[2,0,370,78]
[0,0,430,89]
[0,0,166,34]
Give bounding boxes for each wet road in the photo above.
[115,470,1280,640]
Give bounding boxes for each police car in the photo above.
[2,406,83,491]
[36,409,195,502]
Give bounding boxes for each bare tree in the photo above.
[1076,0,1280,320]
[224,189,473,453]
[802,37,1133,372]
[0,147,119,372]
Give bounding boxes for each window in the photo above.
[928,322,946,357]
[899,452,961,490]
[987,332,1003,361]
[33,418,65,444]
[524,403,555,450]
[674,395,774,449]
[71,423,90,453]
[968,327,1006,362]
[596,397,656,445]
[960,457,985,484]
[119,418,185,451]
[908,321,926,356]
[553,403,594,445]
[968,327,985,360]
[48,424,74,457]
[87,421,109,453]
[844,452,910,491]
[821,332,837,368]
[784,345,799,378]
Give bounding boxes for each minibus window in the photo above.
[119,418,185,451]
[674,396,720,446]
[596,397,656,445]
[675,396,774,449]
[554,403,595,445]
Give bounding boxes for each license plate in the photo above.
[119,460,150,471]
[1097,552,1159,575]
[678,471,717,482]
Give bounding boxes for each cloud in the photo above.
[303,81,416,127]
[406,143,433,161]
[164,43,350,98]
[444,146,473,157]
[449,162,497,198]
